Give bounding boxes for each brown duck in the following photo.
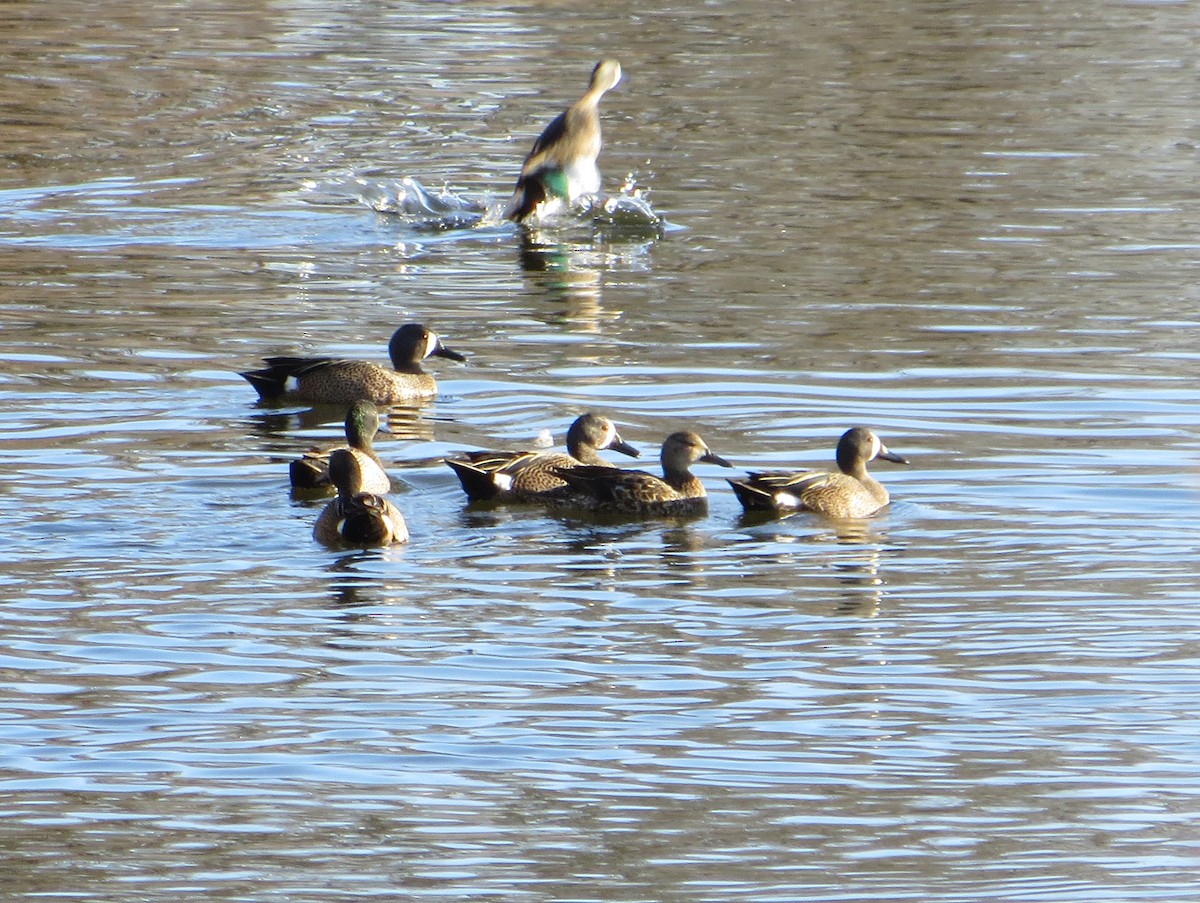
[313,448,409,546]
[727,427,908,518]
[240,324,465,405]
[290,399,391,494]
[446,413,639,502]
[550,430,732,516]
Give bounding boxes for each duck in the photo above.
[290,399,391,494]
[505,60,622,224]
[550,430,732,516]
[313,448,409,546]
[239,323,466,405]
[446,412,640,502]
[727,427,908,518]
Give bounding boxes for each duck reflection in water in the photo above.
[550,521,708,596]
[831,551,887,617]
[324,574,386,611]
[731,523,892,616]
[518,231,609,334]
[249,402,435,439]
[517,224,658,334]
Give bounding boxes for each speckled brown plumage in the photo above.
[240,324,465,405]
[550,430,732,516]
[446,413,639,502]
[727,427,908,519]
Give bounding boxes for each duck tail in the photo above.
[727,478,776,512]
[505,176,547,223]
[239,366,288,399]
[445,458,502,501]
[289,455,330,489]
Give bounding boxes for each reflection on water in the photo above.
[3,0,1200,901]
[519,232,612,333]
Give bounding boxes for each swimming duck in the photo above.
[727,427,908,519]
[506,60,622,224]
[240,324,466,405]
[290,399,391,494]
[313,448,409,546]
[446,412,640,502]
[550,430,731,516]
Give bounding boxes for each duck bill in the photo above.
[702,451,734,468]
[609,435,641,458]
[433,341,467,363]
[879,447,909,465]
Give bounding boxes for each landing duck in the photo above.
[506,60,622,224]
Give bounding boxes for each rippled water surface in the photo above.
[4,1,1200,900]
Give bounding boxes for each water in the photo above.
[3,0,1200,900]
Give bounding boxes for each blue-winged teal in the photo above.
[727,427,908,519]
[290,399,391,494]
[240,324,466,405]
[313,448,409,546]
[550,430,732,516]
[446,412,640,502]
[506,60,622,224]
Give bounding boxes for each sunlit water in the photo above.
[3,0,1200,900]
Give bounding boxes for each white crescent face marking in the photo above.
[602,421,617,448]
[869,433,882,461]
[422,331,439,360]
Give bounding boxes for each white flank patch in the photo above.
[774,492,801,509]
[494,473,514,492]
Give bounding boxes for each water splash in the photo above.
[522,174,664,238]
[359,177,490,230]
[588,173,663,236]
[307,172,666,238]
